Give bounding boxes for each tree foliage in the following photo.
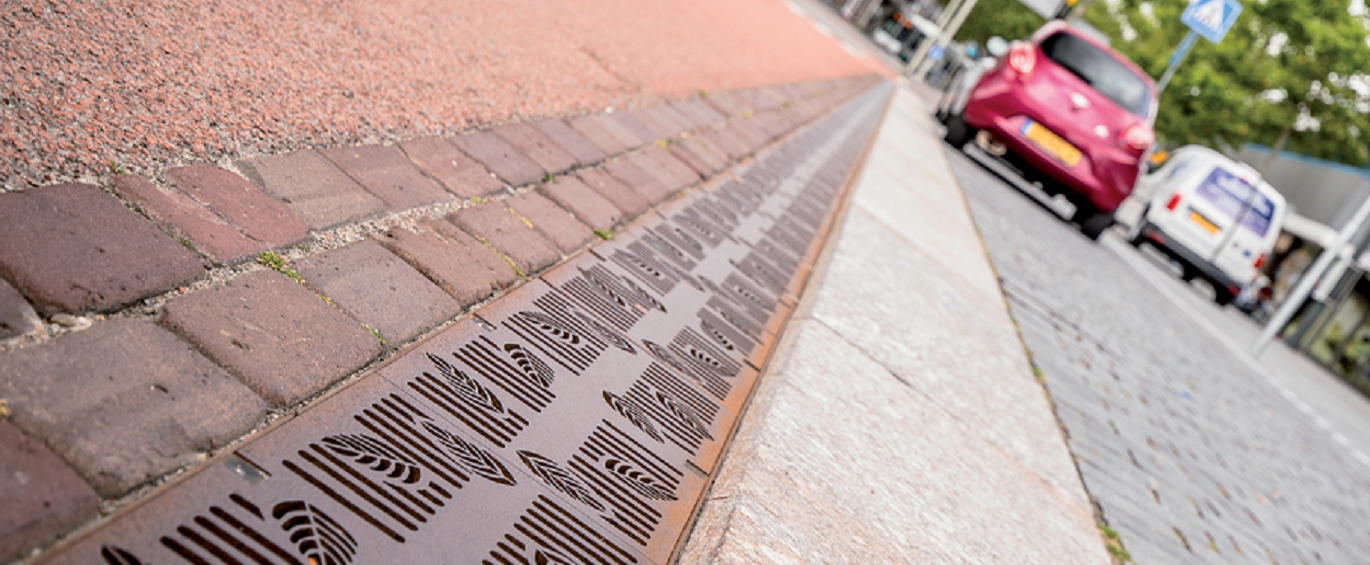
[1081,0,1370,165]
[956,0,1048,45]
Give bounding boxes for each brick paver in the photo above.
[112,174,263,264]
[0,319,267,496]
[0,183,205,315]
[635,148,700,192]
[376,219,518,306]
[569,114,636,156]
[295,239,460,346]
[492,123,577,174]
[236,149,387,230]
[539,176,625,230]
[670,139,724,175]
[448,203,561,274]
[728,119,771,149]
[595,160,667,208]
[704,91,751,118]
[0,278,40,339]
[451,131,544,187]
[531,119,607,167]
[319,145,452,211]
[607,112,658,146]
[504,191,595,254]
[707,127,752,159]
[165,164,310,249]
[0,422,99,563]
[643,104,695,137]
[162,270,383,407]
[671,99,728,130]
[397,136,505,199]
[623,108,677,140]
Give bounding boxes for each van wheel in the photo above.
[1214,287,1235,307]
[943,113,974,148]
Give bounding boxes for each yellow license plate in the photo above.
[1023,121,1083,167]
[1190,210,1220,234]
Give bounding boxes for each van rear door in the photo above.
[1167,166,1254,260]
[1211,188,1278,284]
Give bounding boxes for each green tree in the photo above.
[1081,0,1370,166]
[955,0,1047,45]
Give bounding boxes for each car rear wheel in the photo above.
[1068,198,1114,241]
[943,113,974,148]
[1214,286,1235,307]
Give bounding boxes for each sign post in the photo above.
[1157,0,1243,95]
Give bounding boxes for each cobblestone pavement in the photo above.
[947,149,1370,564]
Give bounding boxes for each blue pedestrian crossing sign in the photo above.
[928,44,945,62]
[1181,0,1243,44]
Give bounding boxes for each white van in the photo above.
[1125,145,1287,306]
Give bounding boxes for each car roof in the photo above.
[1031,21,1156,91]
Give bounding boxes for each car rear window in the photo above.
[1040,32,1151,116]
[1195,167,1275,237]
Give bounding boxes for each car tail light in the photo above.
[1254,253,1267,270]
[1122,123,1155,152]
[1166,192,1182,211]
[1006,43,1036,80]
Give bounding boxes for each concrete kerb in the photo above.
[6,76,883,564]
[676,84,1115,563]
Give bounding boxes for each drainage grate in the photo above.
[46,83,892,565]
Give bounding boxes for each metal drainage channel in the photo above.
[47,83,893,565]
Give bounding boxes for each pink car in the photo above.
[939,22,1157,240]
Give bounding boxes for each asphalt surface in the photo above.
[947,147,1370,564]
[0,0,881,189]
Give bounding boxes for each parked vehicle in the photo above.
[938,22,1157,240]
[1126,145,1288,306]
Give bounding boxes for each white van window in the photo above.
[1194,168,1275,237]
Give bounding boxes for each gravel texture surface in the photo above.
[0,0,878,188]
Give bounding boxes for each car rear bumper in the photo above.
[963,78,1140,213]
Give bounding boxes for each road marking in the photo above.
[1102,235,1370,469]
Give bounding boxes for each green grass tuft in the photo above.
[257,251,301,281]
[594,228,613,241]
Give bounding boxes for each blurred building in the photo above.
[1236,144,1370,384]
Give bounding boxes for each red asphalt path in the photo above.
[0,0,880,188]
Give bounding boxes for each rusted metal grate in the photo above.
[45,83,892,565]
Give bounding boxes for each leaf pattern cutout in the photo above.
[518,311,583,346]
[535,549,574,565]
[428,352,506,415]
[517,450,604,511]
[322,435,422,485]
[273,501,358,565]
[100,546,144,565]
[604,457,677,501]
[603,391,662,442]
[503,343,555,388]
[422,420,516,486]
[656,390,713,441]
[575,311,636,354]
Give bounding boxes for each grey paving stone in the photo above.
[0,421,99,563]
[162,270,383,407]
[236,149,387,230]
[539,176,625,231]
[0,319,267,496]
[532,119,607,167]
[450,131,545,187]
[568,114,636,156]
[448,203,561,275]
[504,191,595,254]
[595,160,667,208]
[165,164,311,251]
[295,239,460,346]
[0,277,40,339]
[375,219,518,306]
[113,174,263,264]
[492,122,578,174]
[319,144,452,211]
[0,183,205,315]
[398,136,505,198]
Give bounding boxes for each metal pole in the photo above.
[1156,30,1197,95]
[906,0,980,79]
[1251,186,1370,357]
[903,0,966,75]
